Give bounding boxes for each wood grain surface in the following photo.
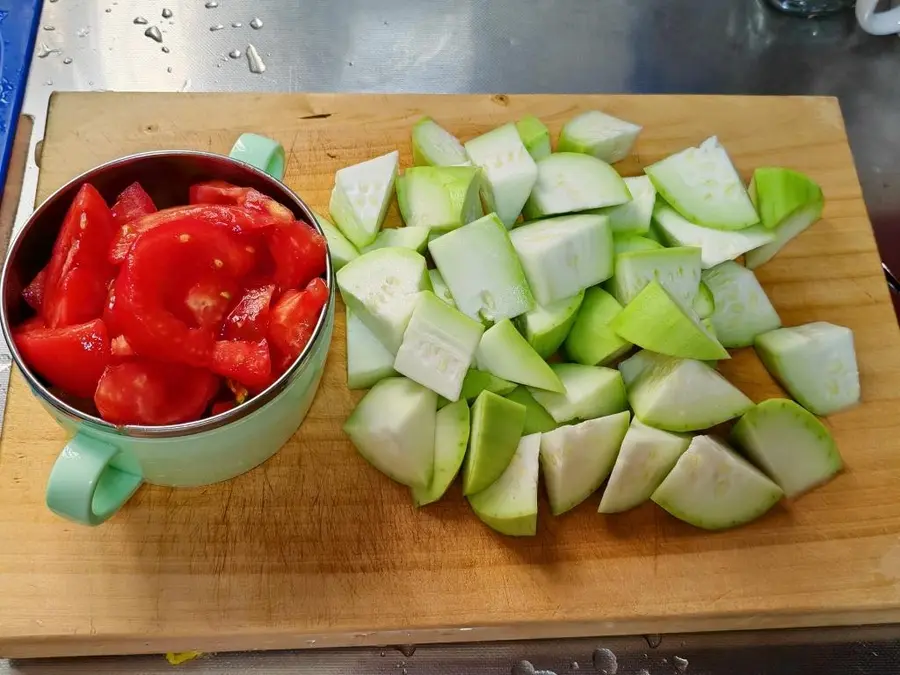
[0,93,898,658]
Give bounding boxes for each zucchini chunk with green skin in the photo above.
[463,391,527,495]
[429,213,535,323]
[541,411,631,515]
[612,245,702,307]
[731,398,843,498]
[565,287,631,366]
[428,269,455,307]
[652,435,783,531]
[464,123,538,228]
[411,117,470,167]
[505,386,559,435]
[598,418,691,514]
[692,281,715,320]
[515,291,585,359]
[313,210,359,270]
[412,399,471,506]
[337,247,431,353]
[629,356,753,432]
[529,364,627,424]
[361,226,430,254]
[754,322,860,416]
[393,291,485,401]
[652,203,775,269]
[594,175,657,234]
[750,167,823,230]
[611,280,729,361]
[396,166,482,232]
[701,261,780,348]
[346,307,396,390]
[329,150,399,248]
[644,136,759,231]
[613,234,663,256]
[510,214,614,306]
[469,433,541,536]
[617,349,668,391]
[458,368,517,402]
[476,319,565,393]
[522,153,631,220]
[344,377,437,488]
[557,110,642,163]
[745,203,823,270]
[515,115,551,161]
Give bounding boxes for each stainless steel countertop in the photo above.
[5,0,900,672]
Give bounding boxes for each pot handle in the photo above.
[45,434,143,526]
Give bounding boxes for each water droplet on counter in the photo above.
[228,48,242,59]
[133,16,148,25]
[249,17,263,29]
[63,57,73,64]
[161,45,170,53]
[673,656,688,672]
[162,8,173,18]
[644,634,662,649]
[636,670,649,675]
[43,25,55,31]
[36,42,61,58]
[44,79,53,86]
[105,7,112,12]
[512,661,536,675]
[204,0,218,7]
[144,25,163,42]
[246,44,266,73]
[166,66,172,73]
[571,662,579,670]
[180,79,192,92]
[77,27,90,37]
[210,24,224,31]
[231,21,242,28]
[49,0,58,3]
[395,645,416,658]
[380,651,386,658]
[592,648,617,675]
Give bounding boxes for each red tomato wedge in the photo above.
[110,182,157,227]
[22,265,48,312]
[42,184,117,328]
[108,204,278,265]
[109,334,136,360]
[210,339,272,388]
[174,273,239,330]
[220,284,275,341]
[210,400,236,416]
[14,319,110,399]
[94,359,219,426]
[189,181,294,224]
[268,277,328,375]
[265,221,327,292]
[115,219,255,366]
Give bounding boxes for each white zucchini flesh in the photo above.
[396,165,482,231]
[476,319,565,393]
[361,226,430,254]
[754,322,860,416]
[522,153,632,220]
[505,386,560,435]
[557,110,642,163]
[510,214,614,306]
[692,281,715,320]
[745,203,823,270]
[464,123,538,228]
[469,433,541,536]
[701,261,781,348]
[329,150,400,248]
[644,136,759,230]
[312,210,359,270]
[628,356,753,432]
[463,391,527,496]
[336,247,431,353]
[515,291,585,360]
[652,204,775,270]
[412,399,470,506]
[598,175,657,234]
[598,418,690,514]
[612,245,702,307]
[528,364,627,424]
[428,268,456,307]
[343,377,437,488]
[515,115,552,161]
[731,398,843,498]
[617,349,668,391]
[393,291,485,401]
[429,213,535,323]
[346,307,396,390]
[651,435,783,531]
[613,234,663,256]
[411,117,471,167]
[540,411,631,515]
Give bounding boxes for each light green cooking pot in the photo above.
[0,148,335,525]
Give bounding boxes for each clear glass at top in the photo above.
[766,0,855,16]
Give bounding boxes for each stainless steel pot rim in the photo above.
[0,149,335,440]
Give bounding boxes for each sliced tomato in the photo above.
[267,277,328,376]
[172,273,239,330]
[189,181,294,224]
[115,219,256,366]
[94,359,219,426]
[17,316,46,332]
[102,283,124,337]
[22,265,48,312]
[110,182,157,227]
[108,204,277,265]
[42,184,117,328]
[220,284,275,341]
[109,335,135,361]
[265,221,327,292]
[14,318,110,398]
[210,400,237,416]
[210,339,272,388]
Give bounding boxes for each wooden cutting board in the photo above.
[1,93,899,659]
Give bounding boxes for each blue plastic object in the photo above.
[0,1,42,190]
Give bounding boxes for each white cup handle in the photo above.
[856,0,900,35]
